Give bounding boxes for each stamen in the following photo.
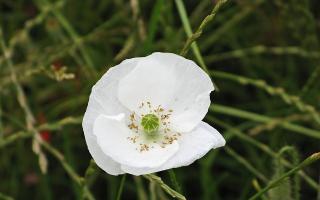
[126,101,181,153]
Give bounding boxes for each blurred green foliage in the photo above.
[0,0,320,199]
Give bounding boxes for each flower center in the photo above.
[141,114,159,134]
[127,101,181,153]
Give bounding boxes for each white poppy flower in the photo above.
[82,52,226,176]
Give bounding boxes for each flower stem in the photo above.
[116,174,126,200]
[143,174,186,200]
[249,152,320,200]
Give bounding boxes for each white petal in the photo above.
[121,122,225,175]
[82,58,141,175]
[93,114,179,169]
[118,53,177,113]
[158,53,214,133]
[118,52,214,132]
[91,58,141,115]
[82,100,123,175]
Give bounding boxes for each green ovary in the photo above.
[141,114,160,134]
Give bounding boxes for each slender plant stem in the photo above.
[134,177,148,200]
[210,70,320,125]
[251,179,268,200]
[143,174,186,200]
[209,117,319,190]
[175,0,208,72]
[40,141,95,200]
[0,26,50,173]
[179,0,228,56]
[149,181,157,200]
[210,104,320,139]
[249,152,320,200]
[84,159,98,182]
[175,0,227,90]
[0,0,65,68]
[225,146,268,183]
[204,45,320,63]
[168,169,182,193]
[0,130,33,148]
[301,66,320,97]
[0,39,93,200]
[36,0,96,79]
[0,28,36,131]
[0,116,82,149]
[116,174,127,200]
[41,141,83,184]
[201,0,264,51]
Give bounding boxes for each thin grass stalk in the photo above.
[116,175,126,200]
[210,70,320,125]
[0,26,49,173]
[201,0,264,51]
[0,116,82,149]
[175,0,227,89]
[208,117,319,190]
[168,169,182,193]
[301,66,320,97]
[225,146,268,183]
[40,141,95,200]
[179,0,228,56]
[134,177,148,200]
[175,0,209,73]
[37,0,96,78]
[143,174,186,200]
[210,104,320,139]
[249,152,320,200]
[205,45,320,63]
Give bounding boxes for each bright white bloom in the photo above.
[82,52,225,175]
